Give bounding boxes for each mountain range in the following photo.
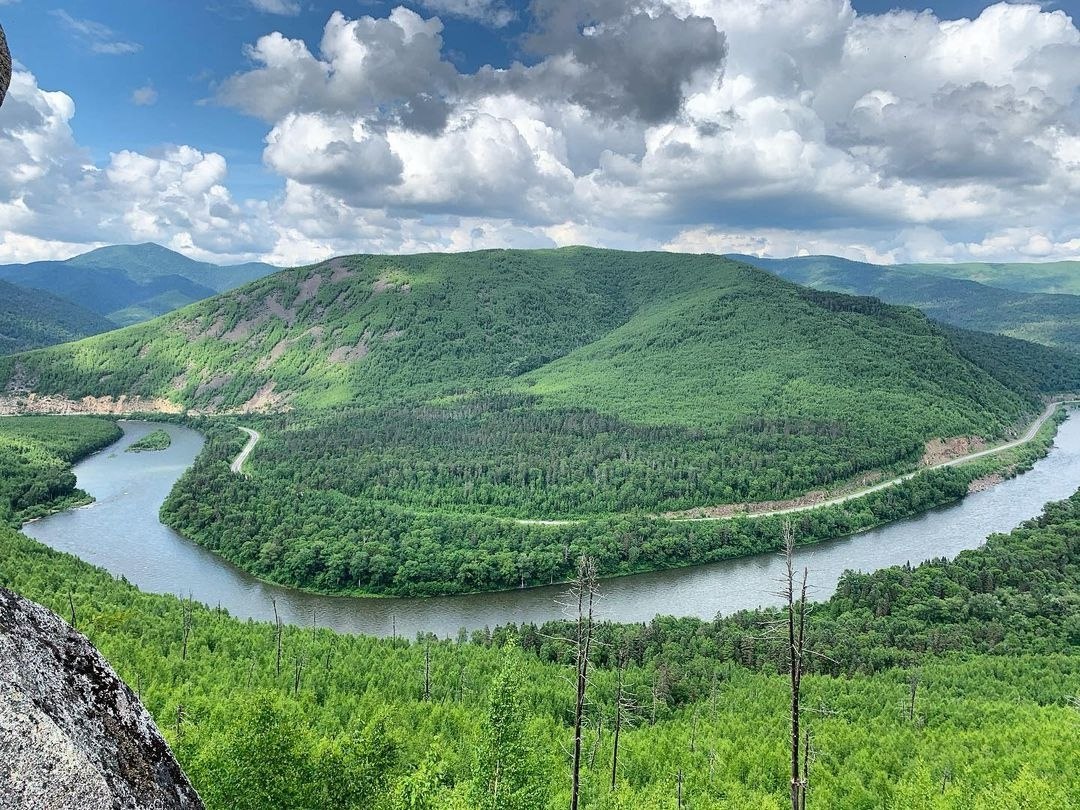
[0,243,277,330]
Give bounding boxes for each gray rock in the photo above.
[0,587,203,810]
[0,24,10,108]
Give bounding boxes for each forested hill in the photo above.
[0,278,115,356]
[738,254,1080,353]
[3,248,1078,437]
[0,243,277,327]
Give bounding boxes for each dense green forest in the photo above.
[0,417,1077,808]
[0,415,121,526]
[0,278,115,355]
[6,249,1080,594]
[126,428,172,452]
[159,410,1062,596]
[740,255,1080,353]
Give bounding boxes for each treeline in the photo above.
[159,412,1059,597]
[0,415,120,526]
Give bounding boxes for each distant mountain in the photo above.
[899,260,1080,296]
[0,279,114,355]
[65,243,277,293]
[736,254,1080,354]
[0,244,278,327]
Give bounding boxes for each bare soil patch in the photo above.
[921,436,987,467]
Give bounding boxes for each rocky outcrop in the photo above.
[0,587,203,810]
[0,24,10,107]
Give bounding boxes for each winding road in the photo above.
[517,399,1080,527]
[230,427,261,474]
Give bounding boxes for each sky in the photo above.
[1,0,1079,266]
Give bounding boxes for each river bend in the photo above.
[22,416,1080,639]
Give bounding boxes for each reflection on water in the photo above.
[23,415,1080,639]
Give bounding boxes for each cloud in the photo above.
[0,69,273,262]
[131,83,158,106]
[5,2,1080,266]
[417,0,516,28]
[249,0,301,15]
[51,10,141,55]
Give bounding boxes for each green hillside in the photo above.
[739,255,1080,352]
[66,242,277,293]
[8,248,1080,594]
[1,417,1078,808]
[898,260,1080,296]
[4,249,1074,427]
[0,278,116,355]
[0,243,278,327]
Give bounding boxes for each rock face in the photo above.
[0,587,203,810]
[0,24,10,107]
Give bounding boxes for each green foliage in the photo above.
[740,254,1080,353]
[1,490,1079,808]
[125,429,172,452]
[0,278,114,355]
[158,412,1059,596]
[0,415,121,526]
[473,643,547,810]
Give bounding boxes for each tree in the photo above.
[571,555,598,810]
[474,642,545,810]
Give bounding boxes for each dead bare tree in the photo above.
[272,598,283,677]
[67,590,77,630]
[907,671,919,723]
[181,597,192,661]
[293,656,304,696]
[570,555,598,810]
[781,521,810,810]
[423,644,432,701]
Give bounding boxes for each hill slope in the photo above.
[8,247,1080,595]
[65,243,276,293]
[0,244,278,326]
[737,254,1080,353]
[0,279,115,355]
[4,249,1076,428]
[899,260,1080,296]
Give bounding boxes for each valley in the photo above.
[5,248,1080,596]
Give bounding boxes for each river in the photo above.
[22,415,1080,639]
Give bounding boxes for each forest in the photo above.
[0,415,1076,808]
[0,415,120,526]
[158,410,1063,596]
[126,428,172,452]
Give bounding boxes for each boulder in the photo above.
[0,587,203,809]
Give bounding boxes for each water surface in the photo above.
[23,415,1080,638]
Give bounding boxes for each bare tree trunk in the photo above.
[272,598,282,677]
[293,657,303,696]
[783,522,809,810]
[677,768,683,809]
[611,663,623,792]
[181,598,192,662]
[799,726,811,810]
[570,556,597,810]
[423,644,431,701]
[67,590,77,630]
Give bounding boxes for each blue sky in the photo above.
[2,1,1079,264]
